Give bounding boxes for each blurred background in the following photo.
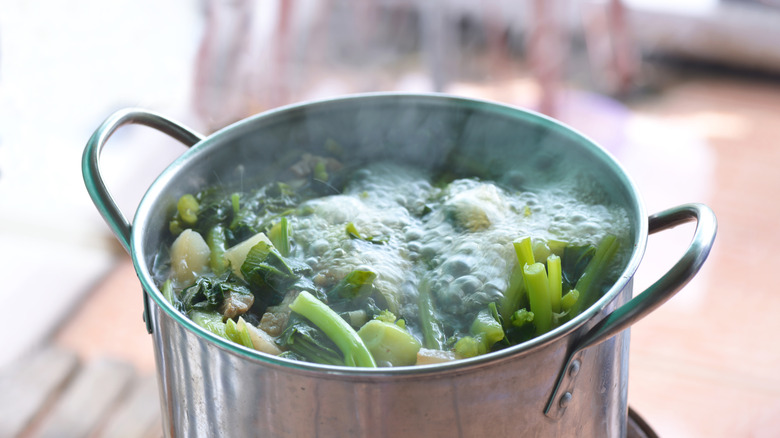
[1,0,779,436]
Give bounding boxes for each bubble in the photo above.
[456,241,480,255]
[310,239,330,256]
[441,255,472,278]
[341,239,358,251]
[404,227,423,241]
[420,244,439,261]
[407,241,422,253]
[452,275,482,295]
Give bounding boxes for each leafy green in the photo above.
[346,222,388,244]
[240,241,311,303]
[573,234,620,313]
[179,272,253,315]
[277,314,345,366]
[288,291,376,368]
[561,244,596,291]
[326,269,377,303]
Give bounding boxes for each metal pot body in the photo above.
[83,93,716,438]
[150,292,630,438]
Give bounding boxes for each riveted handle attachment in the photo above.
[545,203,717,419]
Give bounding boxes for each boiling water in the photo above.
[291,163,630,336]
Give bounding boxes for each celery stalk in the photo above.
[500,264,525,328]
[524,262,552,334]
[500,236,535,327]
[513,236,535,268]
[547,254,562,313]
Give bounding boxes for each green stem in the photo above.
[418,278,446,350]
[547,254,562,313]
[206,224,229,275]
[524,262,552,335]
[500,264,525,327]
[561,289,580,312]
[289,291,376,368]
[574,234,619,314]
[513,236,535,268]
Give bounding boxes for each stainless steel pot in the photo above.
[83,93,716,437]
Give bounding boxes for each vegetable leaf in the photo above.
[276,313,345,366]
[180,273,252,314]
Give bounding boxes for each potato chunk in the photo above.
[170,229,210,284]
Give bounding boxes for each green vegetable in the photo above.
[277,313,344,365]
[500,264,525,328]
[169,219,184,236]
[177,194,199,225]
[455,303,504,358]
[267,217,291,257]
[561,244,596,291]
[289,291,376,368]
[357,320,421,367]
[190,310,227,338]
[375,310,397,324]
[179,273,253,315]
[206,224,229,275]
[510,308,534,328]
[524,262,552,335]
[561,289,580,312]
[471,303,505,348]
[161,279,178,307]
[240,241,310,299]
[547,254,562,313]
[327,269,377,302]
[573,234,619,313]
[513,236,536,268]
[454,336,481,358]
[229,193,241,229]
[225,317,254,349]
[313,159,329,182]
[418,278,446,350]
[500,236,535,326]
[345,222,387,244]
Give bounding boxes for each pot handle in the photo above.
[82,108,204,253]
[545,203,717,419]
[82,109,204,334]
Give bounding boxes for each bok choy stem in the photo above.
[289,291,376,368]
[418,279,446,350]
[524,262,552,335]
[547,254,562,313]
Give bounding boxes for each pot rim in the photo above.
[131,91,648,377]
